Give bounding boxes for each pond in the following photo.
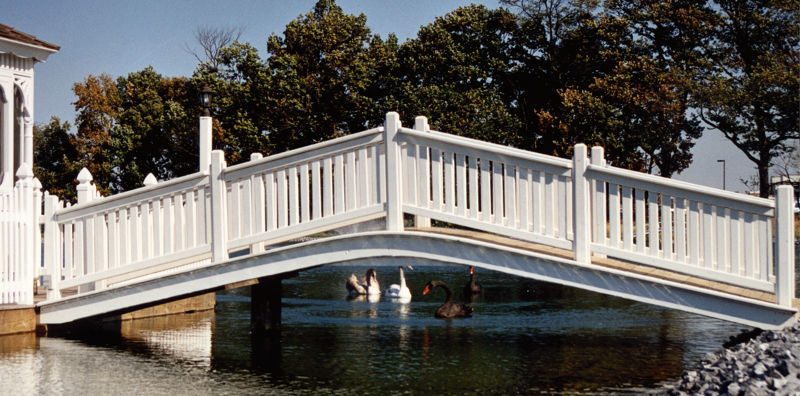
[0,263,753,394]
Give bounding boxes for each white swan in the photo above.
[385,266,412,302]
[346,268,380,297]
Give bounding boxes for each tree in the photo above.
[185,25,243,72]
[261,0,389,151]
[395,5,521,144]
[33,117,78,200]
[72,73,120,194]
[696,0,799,197]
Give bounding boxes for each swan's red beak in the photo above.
[469,266,474,275]
[422,285,430,295]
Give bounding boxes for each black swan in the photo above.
[463,266,483,296]
[422,280,473,318]
[346,268,380,297]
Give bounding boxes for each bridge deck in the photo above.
[411,227,797,307]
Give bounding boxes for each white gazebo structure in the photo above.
[0,23,59,191]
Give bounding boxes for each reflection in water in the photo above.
[0,264,747,394]
[120,311,213,367]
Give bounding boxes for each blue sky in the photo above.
[5,0,755,192]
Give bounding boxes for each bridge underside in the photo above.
[38,231,797,329]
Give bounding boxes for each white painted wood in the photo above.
[384,112,404,231]
[288,167,299,225]
[467,156,478,219]
[572,144,590,264]
[648,192,659,257]
[455,153,467,217]
[492,162,503,226]
[544,173,555,236]
[162,197,173,256]
[716,206,727,272]
[334,155,344,214]
[209,150,229,262]
[300,163,310,223]
[345,151,356,211]
[729,210,741,276]
[661,195,672,260]
[504,164,516,228]
[186,190,197,247]
[634,189,646,254]
[240,178,252,236]
[277,169,288,227]
[558,176,568,239]
[532,171,543,234]
[688,200,700,266]
[480,158,491,223]
[311,161,321,220]
[775,186,795,306]
[674,198,686,263]
[743,212,756,279]
[323,158,333,217]
[702,203,714,269]
[608,183,620,248]
[431,148,443,212]
[622,187,633,251]
[266,172,277,230]
[518,167,529,232]
[591,147,606,245]
[357,148,368,208]
[151,199,162,258]
[119,206,130,264]
[444,151,455,214]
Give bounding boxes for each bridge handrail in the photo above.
[54,172,210,222]
[396,124,575,251]
[586,163,774,216]
[224,127,384,179]
[398,127,573,173]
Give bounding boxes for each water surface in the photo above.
[0,263,751,394]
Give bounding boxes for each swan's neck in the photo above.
[438,283,453,302]
[399,268,406,288]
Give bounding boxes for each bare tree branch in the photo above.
[184,25,244,72]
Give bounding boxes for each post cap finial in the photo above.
[76,167,93,183]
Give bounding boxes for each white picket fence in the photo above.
[1,112,795,309]
[0,164,40,305]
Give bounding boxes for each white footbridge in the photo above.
[1,113,796,329]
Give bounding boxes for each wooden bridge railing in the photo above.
[30,112,796,308]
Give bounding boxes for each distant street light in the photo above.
[200,85,214,117]
[717,159,726,190]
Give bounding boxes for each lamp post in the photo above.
[717,159,726,190]
[200,85,214,117]
[199,85,214,172]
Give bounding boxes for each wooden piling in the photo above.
[251,276,282,334]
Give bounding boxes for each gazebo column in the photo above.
[23,115,33,167]
[0,81,13,190]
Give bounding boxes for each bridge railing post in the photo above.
[209,150,229,262]
[774,185,795,307]
[43,192,61,300]
[572,144,591,264]
[413,116,431,228]
[384,112,404,231]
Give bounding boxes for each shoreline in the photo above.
[652,322,800,395]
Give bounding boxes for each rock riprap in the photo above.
[654,322,800,395]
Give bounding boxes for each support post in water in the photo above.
[251,276,282,334]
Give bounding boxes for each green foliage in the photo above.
[33,117,77,200]
[395,5,521,144]
[695,0,799,197]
